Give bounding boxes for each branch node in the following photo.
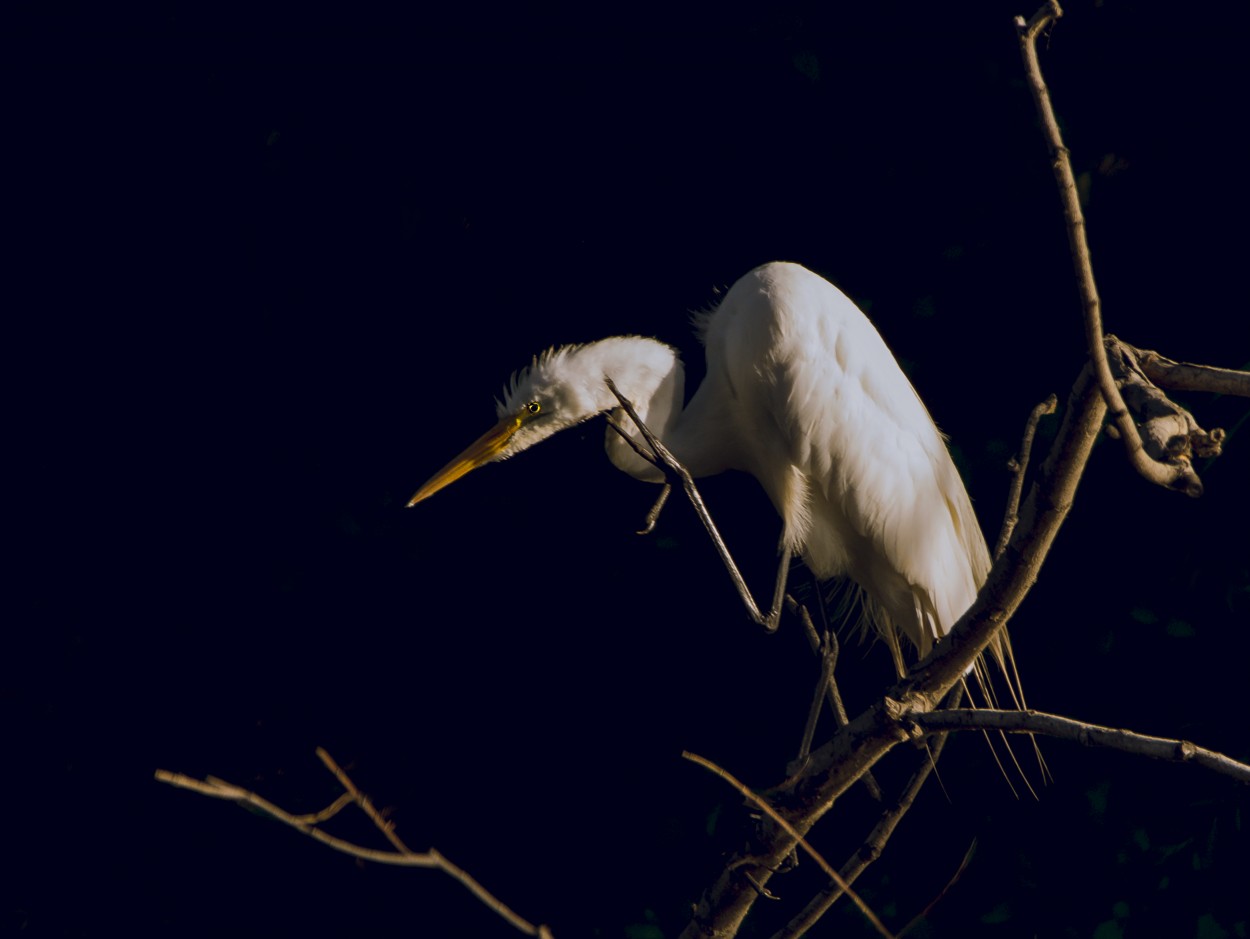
[744,872,781,901]
[881,696,907,722]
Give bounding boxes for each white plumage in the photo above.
[410,261,1009,682]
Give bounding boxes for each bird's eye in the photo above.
[525,401,541,415]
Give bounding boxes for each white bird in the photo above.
[408,261,1019,690]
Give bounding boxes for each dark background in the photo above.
[8,1,1249,936]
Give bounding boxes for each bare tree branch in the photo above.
[1132,346,1250,398]
[773,693,960,939]
[161,13,1244,939]
[995,394,1058,560]
[681,751,896,939]
[1105,336,1228,463]
[678,184,1190,925]
[678,244,1112,939]
[609,31,1244,916]
[155,756,554,939]
[1015,1,1204,497]
[911,710,1250,784]
[314,747,410,852]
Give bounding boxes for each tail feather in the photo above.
[824,573,1048,795]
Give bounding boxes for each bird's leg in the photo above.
[789,595,849,736]
[786,592,885,801]
[793,626,834,767]
[603,414,672,535]
[639,483,671,535]
[605,378,786,631]
[765,545,792,634]
[776,622,836,876]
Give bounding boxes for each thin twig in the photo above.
[315,747,410,853]
[155,770,440,866]
[155,759,554,939]
[773,688,962,939]
[911,709,1250,784]
[292,790,355,825]
[994,394,1057,560]
[895,838,977,938]
[681,751,897,939]
[1015,1,1203,497]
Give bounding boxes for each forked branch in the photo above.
[678,5,1250,931]
[681,751,896,939]
[1015,0,1204,496]
[774,695,960,939]
[155,749,554,939]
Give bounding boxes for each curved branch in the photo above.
[1105,336,1227,463]
[676,11,1242,934]
[1015,1,1203,497]
[911,709,1250,784]
[994,394,1058,560]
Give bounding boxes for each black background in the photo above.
[8,2,1249,937]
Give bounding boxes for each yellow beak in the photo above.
[406,414,522,507]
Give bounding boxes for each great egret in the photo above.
[408,261,1017,688]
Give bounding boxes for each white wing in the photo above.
[695,262,990,664]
